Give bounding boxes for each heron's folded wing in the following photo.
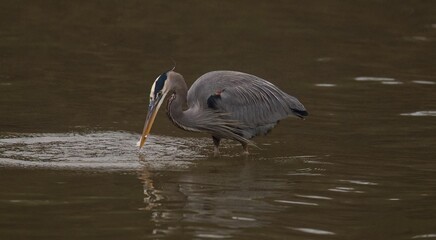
[216,73,307,126]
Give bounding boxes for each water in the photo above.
[0,132,204,170]
[1,1,436,239]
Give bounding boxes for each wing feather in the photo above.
[213,72,306,126]
[187,71,308,138]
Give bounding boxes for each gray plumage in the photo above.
[141,70,308,155]
[187,71,307,138]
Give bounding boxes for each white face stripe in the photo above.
[149,79,157,101]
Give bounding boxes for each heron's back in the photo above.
[187,71,307,139]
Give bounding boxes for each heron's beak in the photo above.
[138,92,167,149]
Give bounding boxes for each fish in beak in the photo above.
[138,91,167,149]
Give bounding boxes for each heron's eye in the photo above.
[156,91,163,98]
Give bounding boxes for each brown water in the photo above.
[1,1,436,239]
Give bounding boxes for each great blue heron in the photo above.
[139,69,308,155]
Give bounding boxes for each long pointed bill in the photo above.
[138,93,166,149]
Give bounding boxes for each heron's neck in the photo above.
[167,89,186,117]
[167,86,198,132]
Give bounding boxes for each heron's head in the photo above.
[138,69,178,149]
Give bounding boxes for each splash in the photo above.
[0,131,206,171]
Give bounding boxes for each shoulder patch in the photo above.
[207,94,221,110]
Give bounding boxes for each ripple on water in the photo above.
[294,194,333,200]
[412,234,436,239]
[231,216,256,222]
[400,111,436,117]
[354,76,395,82]
[196,233,232,239]
[315,83,337,87]
[274,200,318,206]
[339,179,378,186]
[412,80,435,85]
[381,81,403,85]
[328,187,364,193]
[0,131,206,171]
[290,227,335,235]
[403,36,431,42]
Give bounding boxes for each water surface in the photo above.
[1,1,436,239]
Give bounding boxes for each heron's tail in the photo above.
[286,95,308,119]
[291,108,309,119]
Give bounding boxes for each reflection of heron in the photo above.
[139,68,308,155]
[137,167,162,211]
